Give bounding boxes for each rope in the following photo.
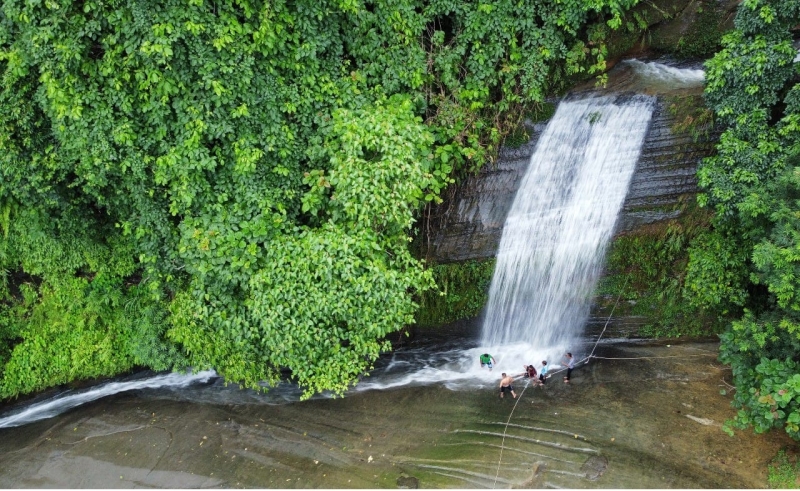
[492,377,531,489]
[584,275,630,365]
[491,278,630,485]
[590,354,716,360]
[486,344,718,488]
[491,274,713,485]
[489,276,628,485]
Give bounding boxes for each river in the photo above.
[1,58,789,488]
[0,318,792,488]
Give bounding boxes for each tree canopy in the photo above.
[686,0,800,439]
[0,0,636,399]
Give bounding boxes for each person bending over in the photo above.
[499,373,517,399]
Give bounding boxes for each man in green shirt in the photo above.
[480,353,496,370]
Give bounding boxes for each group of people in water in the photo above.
[480,352,575,399]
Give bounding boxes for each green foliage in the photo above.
[501,100,556,150]
[672,2,726,59]
[767,449,800,488]
[666,94,715,143]
[0,0,642,399]
[527,102,557,123]
[598,198,725,337]
[684,229,750,313]
[170,99,435,398]
[503,126,530,149]
[686,0,800,440]
[420,0,640,170]
[721,350,800,440]
[416,259,495,327]
[0,204,183,398]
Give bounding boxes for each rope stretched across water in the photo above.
[583,275,630,365]
[490,275,720,487]
[491,276,628,488]
[492,377,531,488]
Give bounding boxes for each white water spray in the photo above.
[622,59,705,88]
[0,68,676,429]
[480,94,655,365]
[0,370,216,428]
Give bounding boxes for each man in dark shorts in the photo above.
[499,373,517,399]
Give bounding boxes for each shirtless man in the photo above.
[499,373,517,399]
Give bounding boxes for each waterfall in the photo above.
[480,94,655,355]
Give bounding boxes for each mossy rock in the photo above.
[415,259,496,327]
[647,0,738,59]
[593,0,737,67]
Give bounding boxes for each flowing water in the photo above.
[480,94,655,366]
[620,59,705,89]
[2,60,784,488]
[6,88,669,430]
[0,332,793,488]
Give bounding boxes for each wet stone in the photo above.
[396,473,419,488]
[581,455,609,480]
[0,339,795,488]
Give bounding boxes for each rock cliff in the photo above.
[425,90,716,264]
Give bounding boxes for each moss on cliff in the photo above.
[665,93,716,142]
[596,196,727,337]
[415,259,496,327]
[650,0,730,59]
[594,0,734,65]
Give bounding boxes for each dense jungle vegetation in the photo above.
[600,0,800,443]
[0,0,638,400]
[2,0,800,451]
[683,0,800,441]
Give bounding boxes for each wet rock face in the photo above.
[0,340,792,489]
[646,0,740,57]
[424,123,547,263]
[614,99,717,234]
[425,96,717,263]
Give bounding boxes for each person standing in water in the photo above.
[563,352,575,383]
[539,360,548,385]
[480,353,496,370]
[499,373,517,399]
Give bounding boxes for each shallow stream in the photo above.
[0,59,789,488]
[0,319,793,488]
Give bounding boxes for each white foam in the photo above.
[0,370,217,428]
[353,344,576,392]
[623,59,705,88]
[481,95,655,352]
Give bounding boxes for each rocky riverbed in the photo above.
[0,337,794,488]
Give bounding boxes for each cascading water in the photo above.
[0,61,704,429]
[480,94,655,359]
[622,59,705,88]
